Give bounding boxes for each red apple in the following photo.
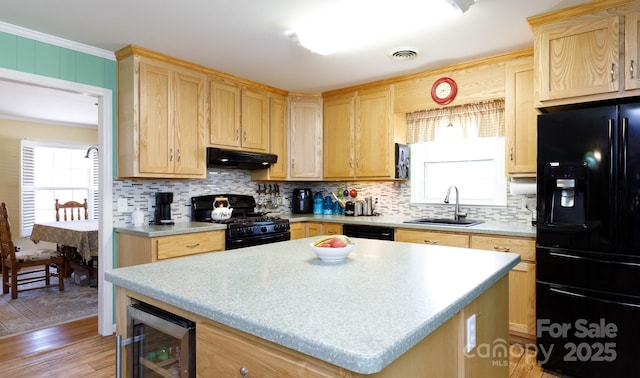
[329,236,347,248]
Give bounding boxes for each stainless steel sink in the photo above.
[403,218,484,227]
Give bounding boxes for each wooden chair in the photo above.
[55,199,88,221]
[1,202,64,299]
[55,199,88,278]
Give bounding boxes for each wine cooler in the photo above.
[117,302,195,377]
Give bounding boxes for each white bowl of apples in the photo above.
[309,235,355,263]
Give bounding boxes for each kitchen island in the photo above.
[107,237,520,376]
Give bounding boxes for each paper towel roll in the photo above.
[510,180,536,195]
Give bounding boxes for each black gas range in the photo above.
[191,194,290,250]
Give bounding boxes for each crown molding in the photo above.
[0,21,115,61]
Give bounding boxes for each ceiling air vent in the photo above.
[387,47,419,61]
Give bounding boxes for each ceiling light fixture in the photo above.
[446,0,476,13]
[291,0,463,56]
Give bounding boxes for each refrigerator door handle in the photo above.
[608,118,616,237]
[549,251,640,267]
[549,286,640,309]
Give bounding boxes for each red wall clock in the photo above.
[431,77,457,105]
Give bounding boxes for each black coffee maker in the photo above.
[154,192,174,225]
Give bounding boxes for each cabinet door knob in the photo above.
[493,246,511,252]
[239,366,248,377]
[185,243,200,248]
[424,239,438,244]
[169,148,173,162]
[631,60,635,80]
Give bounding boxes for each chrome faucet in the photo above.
[444,185,467,220]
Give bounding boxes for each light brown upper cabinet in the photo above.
[323,92,355,179]
[529,2,640,107]
[289,96,323,180]
[117,49,206,179]
[208,77,269,152]
[323,86,394,180]
[505,58,538,177]
[266,94,288,179]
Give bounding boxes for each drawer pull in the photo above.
[493,246,511,252]
[185,243,200,248]
[424,239,438,245]
[240,366,248,377]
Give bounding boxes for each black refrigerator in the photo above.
[536,103,640,377]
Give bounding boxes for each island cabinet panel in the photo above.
[117,53,206,179]
[395,228,470,248]
[193,277,508,378]
[197,322,346,377]
[470,234,536,342]
[117,230,224,267]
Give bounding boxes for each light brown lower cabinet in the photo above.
[323,223,342,235]
[306,222,322,237]
[289,222,306,240]
[116,230,225,267]
[396,229,536,342]
[290,222,343,240]
[395,228,470,248]
[470,234,536,342]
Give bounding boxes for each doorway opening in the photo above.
[0,67,114,336]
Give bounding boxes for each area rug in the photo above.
[0,270,98,338]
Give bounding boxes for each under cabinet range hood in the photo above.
[206,147,277,170]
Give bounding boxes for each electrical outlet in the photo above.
[522,197,536,211]
[466,314,476,353]
[117,198,128,213]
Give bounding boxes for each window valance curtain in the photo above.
[406,100,505,143]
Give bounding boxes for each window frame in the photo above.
[409,137,507,206]
[20,140,98,236]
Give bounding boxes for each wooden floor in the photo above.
[1,317,572,377]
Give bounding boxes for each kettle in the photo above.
[211,197,233,220]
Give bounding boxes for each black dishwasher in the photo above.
[343,224,394,241]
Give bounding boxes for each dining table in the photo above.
[30,219,99,263]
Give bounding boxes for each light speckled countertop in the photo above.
[106,237,520,374]
[114,215,535,238]
[113,221,226,237]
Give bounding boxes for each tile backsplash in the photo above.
[113,168,536,226]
